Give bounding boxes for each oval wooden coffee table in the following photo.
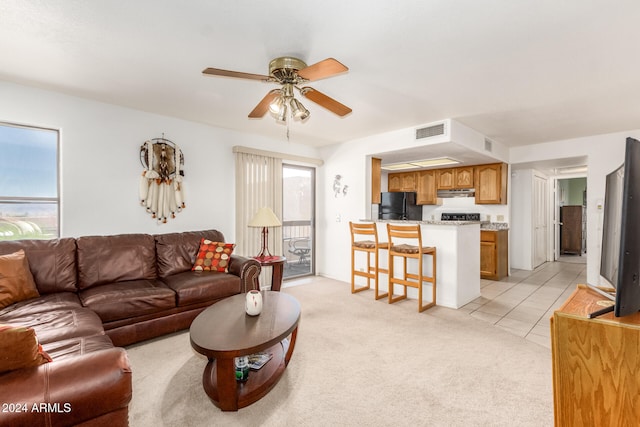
[190,291,300,411]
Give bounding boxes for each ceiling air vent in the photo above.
[416,123,445,140]
[484,138,493,152]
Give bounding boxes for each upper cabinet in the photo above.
[371,158,382,204]
[388,171,417,192]
[417,170,438,205]
[386,162,507,205]
[454,166,474,188]
[436,169,455,189]
[436,166,474,190]
[475,163,507,204]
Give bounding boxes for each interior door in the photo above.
[533,174,548,268]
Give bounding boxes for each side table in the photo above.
[253,255,287,291]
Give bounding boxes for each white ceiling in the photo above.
[1,1,639,150]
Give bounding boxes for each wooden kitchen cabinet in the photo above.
[551,285,640,425]
[386,162,506,204]
[371,157,381,204]
[416,169,438,205]
[454,166,474,188]
[436,166,474,190]
[388,172,417,192]
[436,168,455,189]
[480,229,508,280]
[475,163,507,204]
[388,173,402,192]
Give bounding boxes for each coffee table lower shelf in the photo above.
[202,340,290,411]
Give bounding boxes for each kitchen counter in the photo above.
[370,219,509,230]
[480,222,509,230]
[368,220,481,309]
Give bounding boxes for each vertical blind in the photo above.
[235,152,283,288]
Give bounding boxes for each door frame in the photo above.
[282,163,316,279]
[551,173,587,261]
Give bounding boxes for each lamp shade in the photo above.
[248,207,282,228]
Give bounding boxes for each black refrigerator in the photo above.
[378,192,422,220]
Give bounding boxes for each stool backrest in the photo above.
[349,222,379,244]
[386,223,423,247]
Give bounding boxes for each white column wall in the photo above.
[510,169,533,270]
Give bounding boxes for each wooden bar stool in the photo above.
[349,222,389,300]
[387,223,436,312]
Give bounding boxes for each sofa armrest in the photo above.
[0,348,132,427]
[228,255,261,292]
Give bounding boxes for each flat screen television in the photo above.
[598,137,640,317]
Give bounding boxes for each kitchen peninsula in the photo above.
[371,219,480,309]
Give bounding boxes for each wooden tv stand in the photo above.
[550,284,640,425]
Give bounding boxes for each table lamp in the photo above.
[248,207,282,259]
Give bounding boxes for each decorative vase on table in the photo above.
[245,290,263,316]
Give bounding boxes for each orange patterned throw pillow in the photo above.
[192,239,235,273]
[0,324,52,374]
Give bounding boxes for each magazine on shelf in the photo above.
[281,337,290,354]
[248,351,273,370]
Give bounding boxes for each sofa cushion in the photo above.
[77,233,157,290]
[192,239,235,272]
[0,238,78,294]
[0,249,40,309]
[2,307,106,345]
[43,334,114,361]
[160,271,242,307]
[155,229,225,278]
[0,324,52,373]
[0,292,82,321]
[79,279,176,323]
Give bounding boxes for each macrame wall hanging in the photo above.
[138,136,185,223]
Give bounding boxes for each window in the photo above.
[0,122,59,240]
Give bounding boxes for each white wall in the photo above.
[510,130,637,284]
[0,81,320,248]
[450,120,510,163]
[316,139,370,281]
[509,169,534,269]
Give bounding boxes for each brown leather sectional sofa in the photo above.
[0,229,261,427]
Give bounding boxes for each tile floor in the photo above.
[460,256,587,349]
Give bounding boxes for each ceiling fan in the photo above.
[202,57,352,122]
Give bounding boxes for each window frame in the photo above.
[0,121,60,239]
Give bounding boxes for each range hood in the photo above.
[436,188,476,198]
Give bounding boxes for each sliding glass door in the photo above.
[282,164,315,279]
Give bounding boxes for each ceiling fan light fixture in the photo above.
[203,57,351,124]
[276,104,288,122]
[290,98,310,120]
[269,94,283,114]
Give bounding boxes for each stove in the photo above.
[440,212,480,221]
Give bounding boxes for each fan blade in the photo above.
[297,58,348,81]
[202,68,270,81]
[300,87,352,117]
[248,90,281,118]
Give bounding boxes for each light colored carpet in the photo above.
[126,277,553,426]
